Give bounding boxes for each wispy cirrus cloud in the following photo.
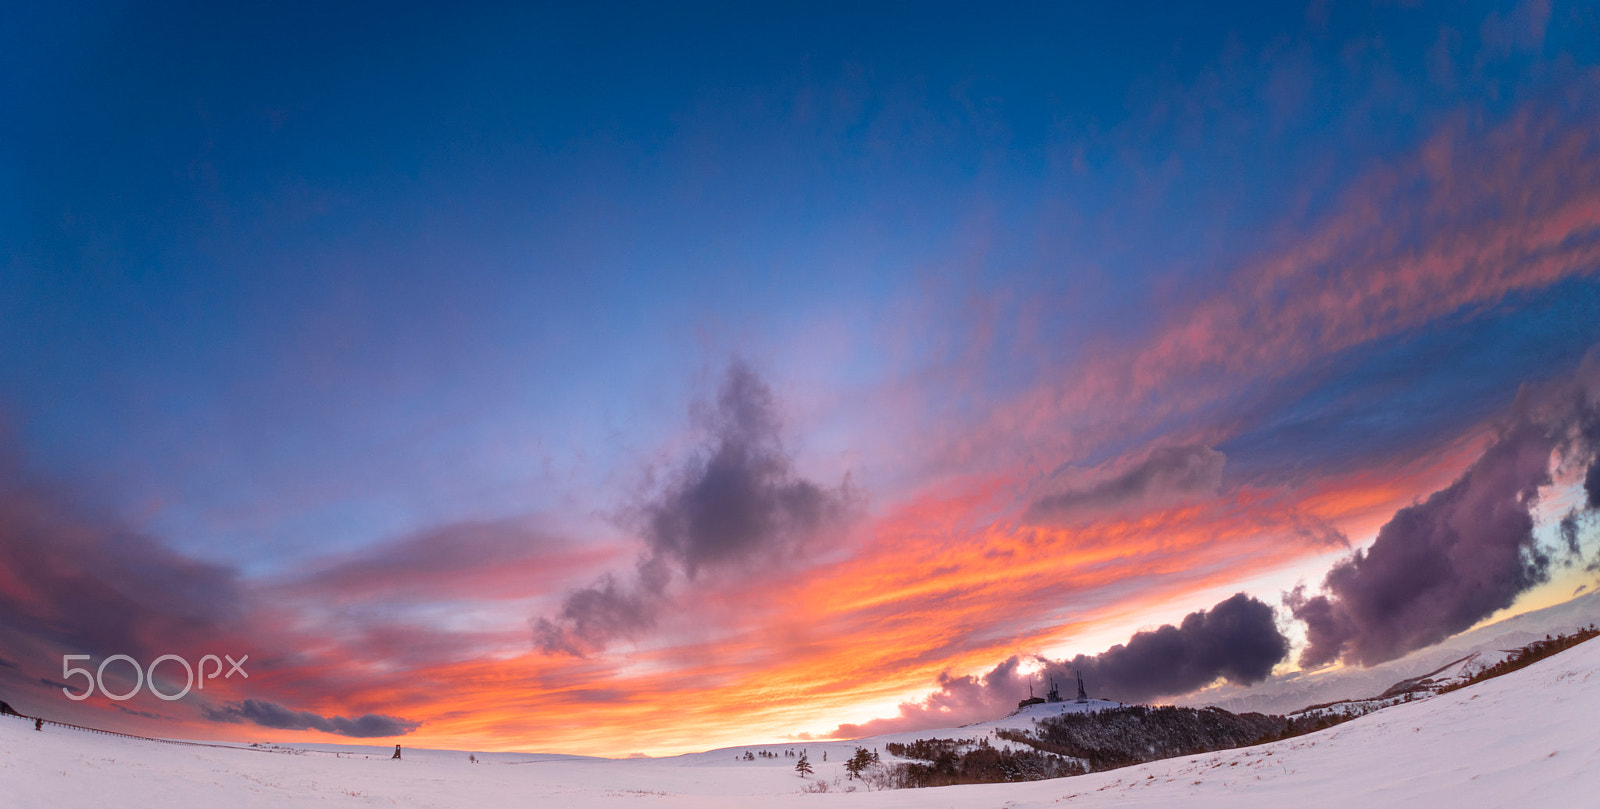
[931,95,1600,486]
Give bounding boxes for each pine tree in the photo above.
[845,746,874,779]
[795,752,813,778]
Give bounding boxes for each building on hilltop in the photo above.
[1017,679,1045,710]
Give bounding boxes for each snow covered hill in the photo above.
[668,697,1127,769]
[5,635,1597,807]
[850,698,1126,750]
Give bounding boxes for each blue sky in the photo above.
[3,0,1600,754]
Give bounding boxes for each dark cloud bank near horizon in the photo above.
[1051,593,1287,702]
[1289,357,1600,668]
[534,360,856,656]
[830,593,1288,738]
[203,699,419,738]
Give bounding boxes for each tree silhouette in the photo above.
[845,746,874,780]
[795,752,813,778]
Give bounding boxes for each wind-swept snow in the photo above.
[4,638,1597,808]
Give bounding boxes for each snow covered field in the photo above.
[4,638,1597,808]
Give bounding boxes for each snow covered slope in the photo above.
[3,638,1597,808]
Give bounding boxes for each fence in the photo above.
[1,709,290,755]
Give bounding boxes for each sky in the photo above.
[3,0,1600,756]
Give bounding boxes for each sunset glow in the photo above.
[4,1,1600,759]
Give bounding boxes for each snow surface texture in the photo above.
[4,638,1598,808]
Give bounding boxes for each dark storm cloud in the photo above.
[1027,444,1225,524]
[532,564,666,657]
[1580,383,1600,508]
[535,361,855,656]
[1587,448,1600,508]
[828,594,1288,738]
[1289,357,1600,668]
[203,699,418,738]
[1288,419,1556,668]
[1052,593,1287,703]
[1559,511,1584,562]
[644,361,850,575]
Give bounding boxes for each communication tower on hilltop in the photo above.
[1017,675,1046,710]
